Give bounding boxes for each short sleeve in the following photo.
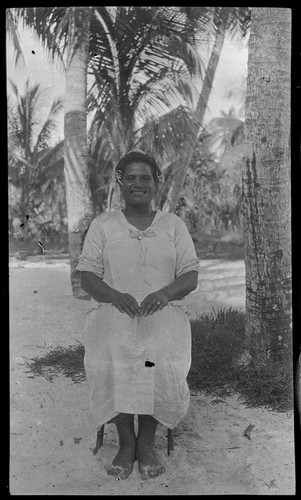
[174,216,200,278]
[76,217,105,279]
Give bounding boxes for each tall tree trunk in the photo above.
[242,8,291,362]
[64,7,94,298]
[162,13,226,213]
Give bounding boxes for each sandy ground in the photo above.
[9,256,296,495]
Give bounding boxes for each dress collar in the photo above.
[118,209,163,232]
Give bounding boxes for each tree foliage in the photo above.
[8,79,65,242]
[86,6,211,212]
[8,6,250,239]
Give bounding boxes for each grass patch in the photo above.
[25,342,85,383]
[24,309,294,412]
[188,309,294,413]
[188,308,246,395]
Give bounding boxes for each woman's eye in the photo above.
[125,176,152,182]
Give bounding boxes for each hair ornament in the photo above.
[156,171,165,184]
[111,169,123,185]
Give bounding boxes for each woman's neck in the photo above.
[123,204,154,218]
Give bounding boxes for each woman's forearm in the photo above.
[81,271,116,303]
[82,269,198,306]
[159,271,198,301]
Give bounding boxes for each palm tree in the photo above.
[86,6,209,212]
[242,7,291,362]
[8,79,64,239]
[162,6,250,213]
[8,6,209,294]
[9,7,94,297]
[9,7,249,292]
[63,8,95,298]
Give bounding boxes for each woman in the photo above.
[77,150,199,480]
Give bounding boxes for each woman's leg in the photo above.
[137,415,165,479]
[106,413,136,479]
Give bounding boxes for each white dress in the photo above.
[76,209,199,430]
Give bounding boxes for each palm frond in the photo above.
[13,7,69,62]
[38,139,64,168]
[92,7,120,98]
[31,98,63,161]
[6,9,26,66]
[198,116,244,164]
[88,6,207,123]
[136,105,199,166]
[8,78,20,99]
[8,79,63,190]
[212,7,250,38]
[133,71,201,130]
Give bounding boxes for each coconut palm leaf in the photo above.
[14,7,69,63]
[209,6,250,38]
[8,79,63,163]
[201,116,244,163]
[88,6,207,126]
[136,105,199,165]
[86,5,210,206]
[9,80,40,158]
[6,9,25,66]
[8,80,63,190]
[31,98,63,162]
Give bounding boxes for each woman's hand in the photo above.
[110,291,141,319]
[140,291,169,316]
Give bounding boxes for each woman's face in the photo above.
[121,162,156,207]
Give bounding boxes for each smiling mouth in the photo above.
[131,190,146,194]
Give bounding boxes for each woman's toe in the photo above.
[139,463,165,480]
[106,464,122,477]
[106,463,134,480]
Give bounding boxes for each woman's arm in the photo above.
[160,270,198,301]
[140,270,198,316]
[81,271,115,302]
[81,271,140,318]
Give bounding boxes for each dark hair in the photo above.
[115,150,162,184]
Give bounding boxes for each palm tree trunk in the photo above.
[242,8,291,362]
[162,14,226,213]
[64,7,94,298]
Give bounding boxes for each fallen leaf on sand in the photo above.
[243,424,255,440]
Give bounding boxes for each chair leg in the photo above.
[167,428,174,455]
[92,424,105,455]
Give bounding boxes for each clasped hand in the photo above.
[110,290,168,318]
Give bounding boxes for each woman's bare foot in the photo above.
[106,439,136,479]
[137,415,165,480]
[137,441,165,479]
[106,414,136,480]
